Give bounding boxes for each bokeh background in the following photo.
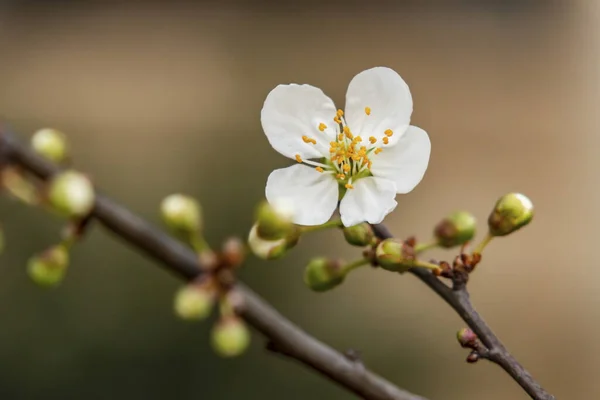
[0,1,594,399]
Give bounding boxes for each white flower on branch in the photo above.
[261,67,431,227]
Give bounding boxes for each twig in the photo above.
[371,224,555,400]
[0,129,427,400]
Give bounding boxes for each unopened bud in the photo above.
[31,128,69,163]
[303,258,345,292]
[27,245,70,287]
[174,284,215,321]
[248,223,298,260]
[375,239,412,272]
[456,328,477,348]
[343,223,374,247]
[160,194,202,235]
[255,199,295,240]
[488,193,534,237]
[222,237,246,267]
[211,317,251,357]
[47,171,95,218]
[434,211,476,248]
[466,351,480,363]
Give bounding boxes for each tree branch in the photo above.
[0,129,427,400]
[371,224,555,400]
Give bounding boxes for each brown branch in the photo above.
[371,224,555,400]
[0,129,427,400]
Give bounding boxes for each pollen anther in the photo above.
[365,107,371,115]
[318,123,327,132]
[384,129,394,137]
[315,167,324,173]
[295,154,303,163]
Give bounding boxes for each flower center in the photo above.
[295,107,394,189]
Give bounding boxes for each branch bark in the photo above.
[0,130,426,400]
[371,224,555,400]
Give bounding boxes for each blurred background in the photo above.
[0,0,593,399]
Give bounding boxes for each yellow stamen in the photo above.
[333,116,341,124]
[343,164,351,172]
[295,154,303,163]
[345,183,354,189]
[315,167,324,173]
[318,123,327,132]
[302,135,317,144]
[337,109,344,117]
[365,107,371,116]
[374,148,383,155]
[383,137,389,145]
[384,129,394,137]
[338,134,344,141]
[369,136,377,144]
[353,136,362,143]
[336,173,346,180]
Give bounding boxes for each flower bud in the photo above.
[343,223,374,247]
[31,128,69,163]
[173,284,215,321]
[247,224,298,260]
[160,194,202,235]
[488,193,534,237]
[456,328,477,348]
[211,317,251,357]
[434,211,476,248]
[303,258,345,292]
[27,245,70,287]
[255,199,295,240]
[47,171,95,218]
[375,239,412,272]
[221,237,245,267]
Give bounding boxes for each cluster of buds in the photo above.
[248,200,300,260]
[161,193,251,357]
[456,328,489,364]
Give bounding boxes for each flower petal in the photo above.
[266,164,339,226]
[261,84,338,159]
[344,67,413,147]
[339,177,397,227]
[370,125,431,194]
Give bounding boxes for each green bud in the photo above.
[27,245,70,287]
[434,211,476,248]
[31,128,69,163]
[174,284,214,321]
[211,317,251,357]
[343,223,374,247]
[375,239,413,272]
[488,193,534,237]
[303,258,345,292]
[247,224,298,260]
[255,199,295,240]
[160,194,202,235]
[47,171,95,218]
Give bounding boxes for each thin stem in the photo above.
[473,232,494,255]
[190,233,211,254]
[341,257,370,275]
[411,260,441,272]
[414,241,438,254]
[300,219,343,234]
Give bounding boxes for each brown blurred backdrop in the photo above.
[0,1,594,399]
